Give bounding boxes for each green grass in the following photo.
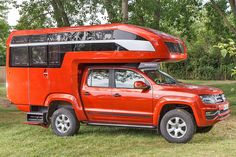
[0,81,236,157]
[0,83,6,98]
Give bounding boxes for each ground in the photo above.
[0,81,236,157]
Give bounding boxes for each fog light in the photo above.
[206,110,219,120]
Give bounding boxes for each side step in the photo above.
[27,112,47,124]
[87,122,156,129]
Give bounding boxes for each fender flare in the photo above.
[153,98,201,126]
[44,93,87,121]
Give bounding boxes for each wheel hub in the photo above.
[166,117,187,139]
[55,114,71,133]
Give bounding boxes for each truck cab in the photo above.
[66,63,228,143]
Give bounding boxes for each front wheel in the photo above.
[51,108,80,136]
[160,109,196,143]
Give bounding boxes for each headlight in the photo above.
[200,94,226,104]
[221,94,226,102]
[200,95,217,104]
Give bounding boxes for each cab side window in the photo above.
[87,69,110,87]
[115,69,146,88]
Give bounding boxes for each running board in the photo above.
[87,122,156,129]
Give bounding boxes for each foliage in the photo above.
[0,1,10,66]
[14,0,105,29]
[0,20,9,65]
[1,0,234,79]
[214,39,236,76]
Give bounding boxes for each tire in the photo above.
[197,126,213,133]
[160,109,196,143]
[51,108,80,136]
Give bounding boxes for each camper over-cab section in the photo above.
[7,23,187,68]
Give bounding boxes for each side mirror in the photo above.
[134,81,150,90]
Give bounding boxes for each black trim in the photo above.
[87,122,156,129]
[165,42,184,53]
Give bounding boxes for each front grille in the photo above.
[206,109,229,120]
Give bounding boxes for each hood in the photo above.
[160,83,223,95]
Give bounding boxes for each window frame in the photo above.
[86,68,112,88]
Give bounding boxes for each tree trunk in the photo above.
[121,0,128,23]
[229,0,236,19]
[154,0,161,30]
[50,0,70,27]
[55,0,70,26]
[51,0,63,27]
[210,0,236,36]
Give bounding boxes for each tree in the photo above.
[0,0,8,19]
[215,39,236,76]
[210,0,236,36]
[121,0,128,23]
[50,0,70,27]
[14,0,104,29]
[0,0,10,66]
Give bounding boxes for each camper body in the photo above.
[6,24,229,143]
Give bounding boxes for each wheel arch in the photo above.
[44,93,87,121]
[153,100,201,127]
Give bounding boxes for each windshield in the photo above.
[142,69,178,84]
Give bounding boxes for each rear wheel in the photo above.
[197,126,213,133]
[160,109,196,143]
[51,108,80,136]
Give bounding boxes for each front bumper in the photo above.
[198,101,230,127]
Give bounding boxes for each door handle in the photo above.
[43,69,48,77]
[84,92,91,96]
[113,93,121,97]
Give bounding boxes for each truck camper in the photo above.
[6,24,229,143]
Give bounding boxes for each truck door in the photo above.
[29,45,49,105]
[111,69,153,125]
[81,68,115,122]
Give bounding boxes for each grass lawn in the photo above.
[0,81,236,157]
